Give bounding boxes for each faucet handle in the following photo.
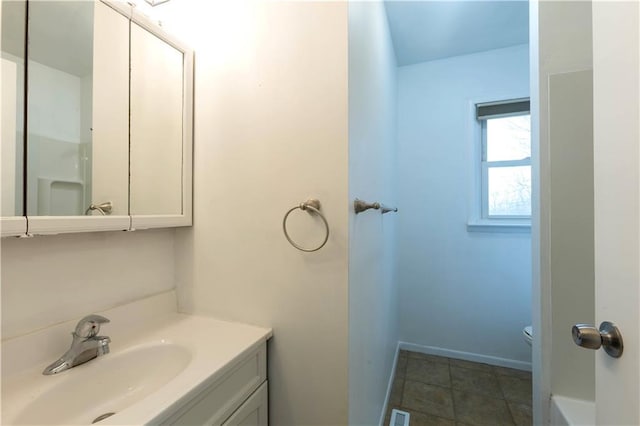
[74,315,110,338]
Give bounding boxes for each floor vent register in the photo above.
[389,409,410,426]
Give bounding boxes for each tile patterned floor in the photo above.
[384,351,532,426]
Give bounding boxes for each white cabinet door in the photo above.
[222,381,268,426]
[592,1,640,424]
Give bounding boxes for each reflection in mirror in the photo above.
[91,0,129,217]
[27,1,94,216]
[1,0,25,217]
[130,22,184,215]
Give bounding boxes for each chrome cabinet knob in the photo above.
[572,321,623,358]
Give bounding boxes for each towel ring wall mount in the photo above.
[282,199,330,252]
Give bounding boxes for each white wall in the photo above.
[1,229,176,340]
[159,2,350,425]
[397,44,532,366]
[28,60,82,143]
[348,2,398,425]
[3,3,351,424]
[0,0,177,343]
[538,0,594,403]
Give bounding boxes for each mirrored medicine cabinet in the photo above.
[1,0,193,237]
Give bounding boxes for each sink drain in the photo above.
[92,412,116,424]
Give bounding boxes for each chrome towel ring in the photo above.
[283,199,330,252]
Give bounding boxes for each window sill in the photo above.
[467,220,531,233]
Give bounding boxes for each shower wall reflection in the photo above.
[27,1,94,216]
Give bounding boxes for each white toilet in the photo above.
[523,325,533,346]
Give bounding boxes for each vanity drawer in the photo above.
[222,381,268,426]
[163,343,267,426]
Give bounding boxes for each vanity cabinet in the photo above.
[1,297,273,426]
[161,343,268,426]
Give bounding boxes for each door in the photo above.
[592,1,639,424]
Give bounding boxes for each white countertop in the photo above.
[1,291,272,425]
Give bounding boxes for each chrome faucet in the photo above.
[42,314,111,375]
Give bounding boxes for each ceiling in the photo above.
[1,1,26,59]
[384,1,529,66]
[2,1,528,74]
[2,1,93,77]
[29,1,94,77]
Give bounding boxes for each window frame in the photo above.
[467,96,532,233]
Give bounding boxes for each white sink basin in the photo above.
[11,343,191,425]
[2,296,272,426]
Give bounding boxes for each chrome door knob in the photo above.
[572,324,602,349]
[572,321,623,358]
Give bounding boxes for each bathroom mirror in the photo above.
[2,0,193,236]
[127,3,193,229]
[129,20,184,216]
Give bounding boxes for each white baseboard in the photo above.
[399,341,532,371]
[378,342,401,426]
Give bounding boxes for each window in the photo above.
[477,99,531,220]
